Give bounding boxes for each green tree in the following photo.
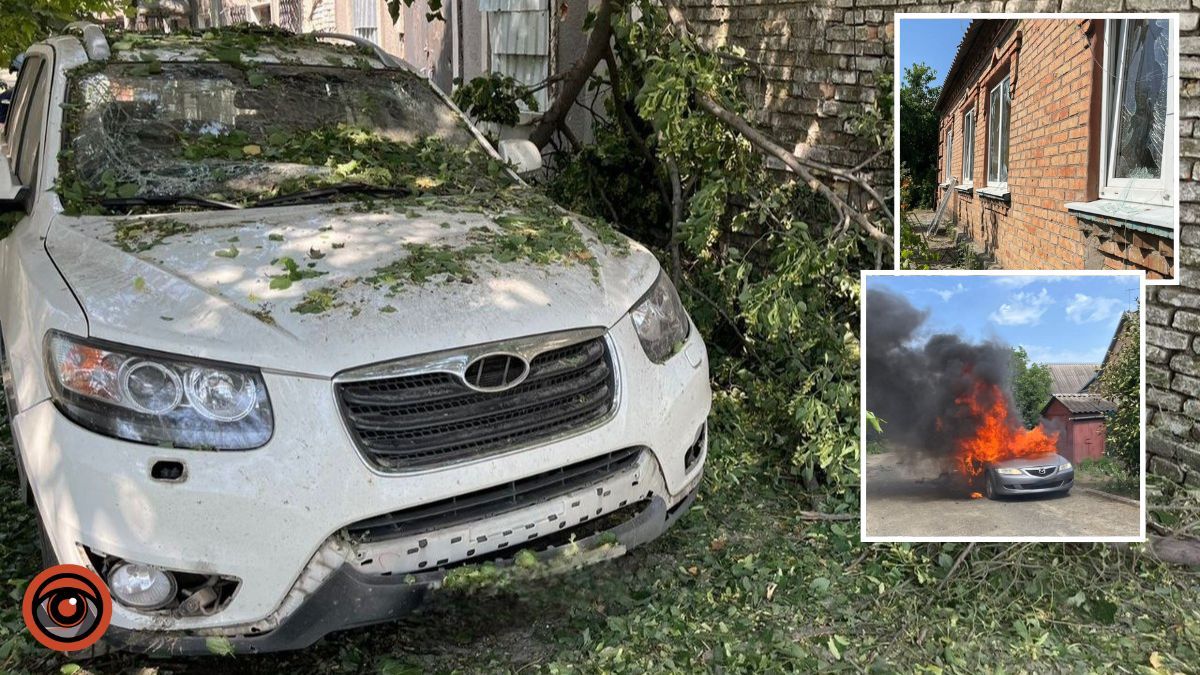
[0,0,125,64]
[1098,317,1139,475]
[899,63,940,209]
[1010,346,1051,429]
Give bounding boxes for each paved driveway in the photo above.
[863,452,1141,538]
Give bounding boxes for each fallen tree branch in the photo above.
[660,0,894,248]
[797,511,858,521]
[530,0,619,148]
[937,542,976,590]
[1148,535,1200,567]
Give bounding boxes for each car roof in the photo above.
[67,26,396,71]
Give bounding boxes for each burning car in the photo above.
[979,454,1074,500]
[0,26,709,653]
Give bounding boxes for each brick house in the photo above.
[934,18,1176,278]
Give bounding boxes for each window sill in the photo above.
[977,186,1010,201]
[955,183,974,194]
[939,180,955,189]
[1065,199,1174,238]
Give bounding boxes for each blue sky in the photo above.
[867,275,1141,364]
[899,18,971,88]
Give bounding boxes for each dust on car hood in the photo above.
[45,201,659,377]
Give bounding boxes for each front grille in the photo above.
[346,446,643,543]
[1015,479,1065,490]
[336,336,617,470]
[1025,466,1056,477]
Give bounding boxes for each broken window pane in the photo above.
[987,76,1009,186]
[65,63,510,209]
[1110,18,1168,180]
[962,110,974,182]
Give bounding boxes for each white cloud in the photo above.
[929,283,966,302]
[1065,293,1123,324]
[1022,344,1106,364]
[989,288,1054,326]
[991,275,1073,289]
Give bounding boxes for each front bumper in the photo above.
[993,470,1074,495]
[11,317,710,640]
[106,485,699,655]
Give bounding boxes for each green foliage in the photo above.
[387,0,444,23]
[553,0,881,494]
[899,63,940,209]
[0,211,22,241]
[1010,346,1052,429]
[0,0,124,63]
[1098,316,1140,475]
[898,213,932,270]
[451,72,538,127]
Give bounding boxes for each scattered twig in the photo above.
[937,542,976,590]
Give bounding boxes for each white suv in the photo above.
[0,25,709,653]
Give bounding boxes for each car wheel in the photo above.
[984,472,998,500]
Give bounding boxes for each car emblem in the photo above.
[462,353,530,392]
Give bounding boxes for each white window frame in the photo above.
[944,127,953,182]
[961,108,975,185]
[1099,18,1175,206]
[986,75,1010,189]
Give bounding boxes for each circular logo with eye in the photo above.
[22,564,112,651]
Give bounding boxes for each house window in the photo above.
[1102,18,1173,205]
[480,0,551,111]
[353,0,379,44]
[986,75,1010,188]
[962,109,975,184]
[945,127,953,182]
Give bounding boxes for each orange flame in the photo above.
[953,380,1058,477]
[970,492,983,499]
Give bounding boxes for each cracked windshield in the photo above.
[60,62,515,213]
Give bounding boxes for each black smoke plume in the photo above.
[865,287,1025,466]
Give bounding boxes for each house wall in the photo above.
[678,0,893,202]
[936,17,1172,278]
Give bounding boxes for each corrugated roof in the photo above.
[1049,394,1117,415]
[933,20,984,112]
[1046,364,1100,395]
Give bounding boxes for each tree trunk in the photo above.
[529,0,618,149]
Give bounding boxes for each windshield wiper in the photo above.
[100,194,242,211]
[250,183,413,209]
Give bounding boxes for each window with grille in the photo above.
[353,0,379,44]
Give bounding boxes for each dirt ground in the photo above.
[863,452,1141,539]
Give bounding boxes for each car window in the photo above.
[4,55,44,164]
[15,57,51,187]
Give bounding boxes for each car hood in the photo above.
[45,200,660,377]
[990,454,1068,470]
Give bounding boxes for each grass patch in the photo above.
[1076,457,1140,500]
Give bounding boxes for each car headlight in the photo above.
[630,272,691,364]
[1060,462,1072,472]
[45,331,272,450]
[995,468,1022,475]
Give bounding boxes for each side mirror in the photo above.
[498,139,543,174]
[0,154,24,205]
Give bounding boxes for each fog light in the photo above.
[107,563,177,610]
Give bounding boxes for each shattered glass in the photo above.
[1110,18,1168,179]
[66,63,499,209]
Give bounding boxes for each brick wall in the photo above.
[936,17,1173,277]
[678,0,895,200]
